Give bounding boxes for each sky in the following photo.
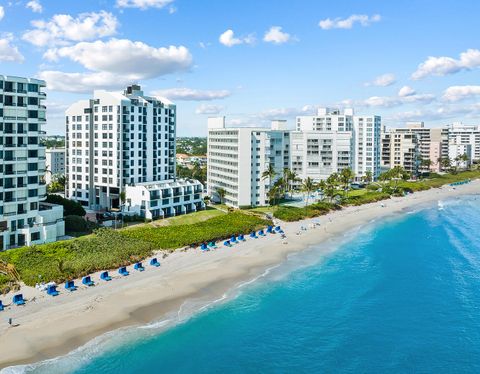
[1,0,480,136]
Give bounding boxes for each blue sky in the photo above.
[1,0,480,135]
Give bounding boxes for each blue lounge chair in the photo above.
[47,284,59,296]
[250,232,258,239]
[12,294,25,306]
[279,229,284,234]
[200,243,208,251]
[231,235,237,244]
[100,271,112,281]
[224,240,232,247]
[118,266,129,276]
[134,262,145,272]
[150,258,160,267]
[275,226,281,232]
[258,229,265,236]
[238,234,246,242]
[82,276,95,286]
[208,242,217,249]
[0,300,4,311]
[266,226,273,233]
[65,280,77,291]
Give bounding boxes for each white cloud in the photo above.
[195,104,224,115]
[442,85,480,102]
[116,0,174,9]
[26,0,42,13]
[258,105,317,120]
[38,71,132,93]
[22,11,118,47]
[411,49,480,80]
[0,6,4,21]
[219,29,255,47]
[398,85,416,97]
[152,87,230,101]
[44,39,192,79]
[319,14,381,30]
[364,73,396,87]
[363,96,400,108]
[0,35,24,62]
[362,92,435,108]
[263,26,292,44]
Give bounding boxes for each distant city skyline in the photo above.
[1,0,480,135]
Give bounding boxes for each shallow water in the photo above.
[8,196,480,373]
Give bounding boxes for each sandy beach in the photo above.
[0,181,479,369]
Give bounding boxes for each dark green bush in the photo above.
[45,194,86,217]
[65,215,88,232]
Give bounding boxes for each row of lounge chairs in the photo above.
[200,226,283,251]
[0,258,162,309]
[450,179,471,186]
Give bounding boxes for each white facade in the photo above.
[449,143,472,169]
[124,179,204,219]
[296,108,381,179]
[448,122,480,161]
[45,147,65,185]
[353,115,382,179]
[66,85,176,210]
[290,131,353,181]
[0,76,64,250]
[207,117,290,208]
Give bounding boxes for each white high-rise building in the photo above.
[353,114,382,179]
[45,147,65,185]
[66,85,177,210]
[207,117,290,208]
[448,122,480,161]
[66,85,204,217]
[296,108,381,179]
[0,76,65,250]
[290,131,353,182]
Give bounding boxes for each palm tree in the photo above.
[262,163,276,192]
[215,187,226,204]
[324,173,340,203]
[339,168,355,198]
[362,171,373,184]
[389,166,409,193]
[301,177,316,207]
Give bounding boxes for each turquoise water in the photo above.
[13,196,480,373]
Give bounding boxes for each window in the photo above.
[31,232,41,241]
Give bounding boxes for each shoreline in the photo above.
[1,181,479,369]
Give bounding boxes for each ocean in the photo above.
[7,195,480,373]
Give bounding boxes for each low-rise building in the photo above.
[123,179,204,219]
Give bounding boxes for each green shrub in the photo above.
[45,194,86,217]
[343,192,391,206]
[120,211,270,249]
[0,228,154,286]
[273,202,340,222]
[65,215,88,232]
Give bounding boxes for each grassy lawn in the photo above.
[121,211,270,250]
[151,208,225,227]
